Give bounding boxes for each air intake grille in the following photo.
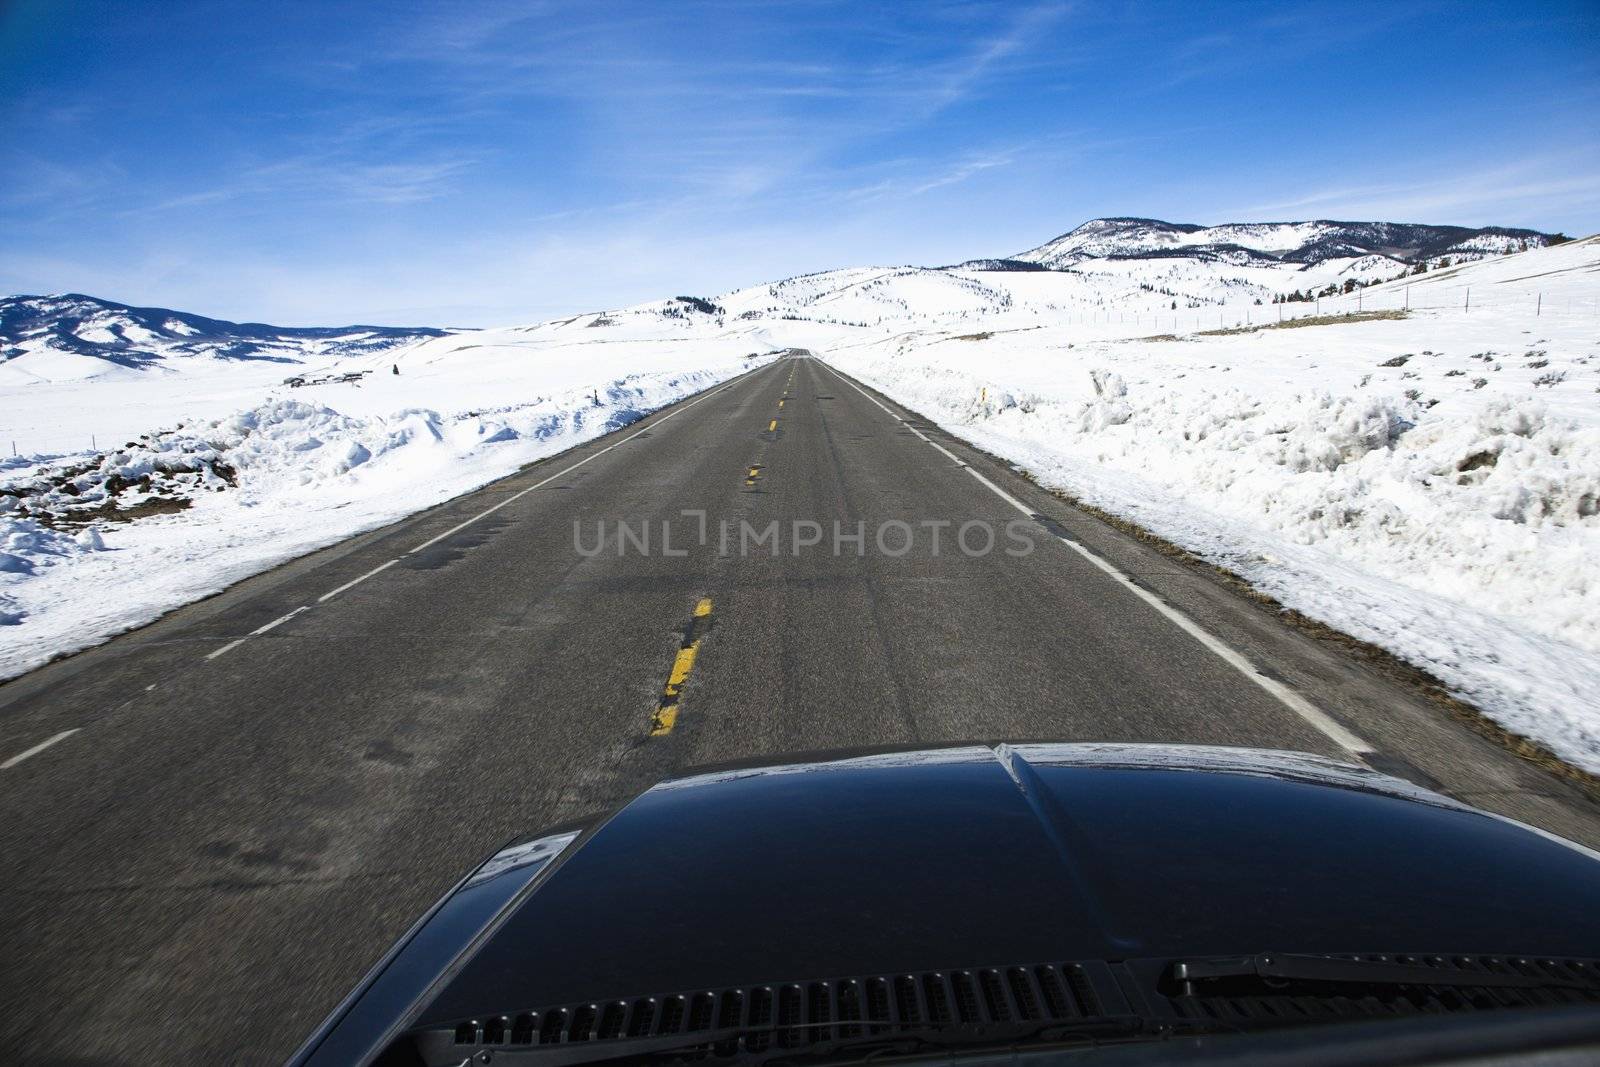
[442,961,1104,1052]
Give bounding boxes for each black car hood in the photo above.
[414,743,1600,1027]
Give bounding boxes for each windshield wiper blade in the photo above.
[1170,954,1593,995]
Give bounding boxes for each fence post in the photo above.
[1536,292,1541,316]
[1465,286,1470,313]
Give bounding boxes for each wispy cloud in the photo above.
[844,150,1020,202]
[127,154,477,218]
[1129,5,1430,96]
[1229,155,1600,229]
[920,1,1068,110]
[0,152,123,210]
[312,0,1072,214]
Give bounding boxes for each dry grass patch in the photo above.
[1198,309,1409,337]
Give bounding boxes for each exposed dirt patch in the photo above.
[1198,309,1409,336]
[48,495,193,528]
[4,453,236,529]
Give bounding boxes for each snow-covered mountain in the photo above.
[682,218,1568,331]
[1014,217,1558,269]
[0,293,449,372]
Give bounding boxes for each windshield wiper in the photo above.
[415,1016,1181,1067]
[1169,953,1593,996]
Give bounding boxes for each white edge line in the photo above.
[2,729,82,770]
[205,604,315,661]
[317,558,400,603]
[819,360,1375,757]
[251,605,310,635]
[205,638,248,661]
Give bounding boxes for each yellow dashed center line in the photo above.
[745,465,762,487]
[650,598,712,736]
[768,419,778,432]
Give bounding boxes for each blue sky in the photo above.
[3,0,1597,326]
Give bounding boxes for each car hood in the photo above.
[414,742,1600,1026]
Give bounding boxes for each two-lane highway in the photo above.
[2,352,1597,1063]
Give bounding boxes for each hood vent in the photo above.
[444,962,1103,1052]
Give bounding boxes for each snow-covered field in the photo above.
[3,226,1597,775]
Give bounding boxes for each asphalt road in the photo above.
[2,352,1597,1064]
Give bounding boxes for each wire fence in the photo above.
[1048,287,1600,333]
[1273,284,1600,320]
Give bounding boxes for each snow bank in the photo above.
[0,347,775,676]
[0,520,88,625]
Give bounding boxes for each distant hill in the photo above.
[1014,217,1562,270]
[670,217,1572,330]
[0,293,450,371]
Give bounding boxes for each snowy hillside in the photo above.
[1015,217,1558,269]
[0,293,447,375]
[709,256,1371,332]
[701,218,1566,333]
